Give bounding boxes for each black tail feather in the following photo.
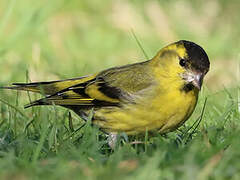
[24,98,51,108]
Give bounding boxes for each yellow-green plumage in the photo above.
[1,40,210,135]
[94,44,200,134]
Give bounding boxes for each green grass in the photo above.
[0,0,239,179]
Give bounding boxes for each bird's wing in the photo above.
[23,76,132,108]
[2,61,154,108]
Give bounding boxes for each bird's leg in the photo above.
[107,133,118,149]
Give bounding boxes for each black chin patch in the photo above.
[180,40,210,73]
[181,83,194,93]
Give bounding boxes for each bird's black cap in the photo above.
[180,40,210,73]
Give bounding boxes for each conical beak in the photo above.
[192,73,203,90]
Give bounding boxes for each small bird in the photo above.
[1,40,210,136]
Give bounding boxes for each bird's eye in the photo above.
[179,59,186,67]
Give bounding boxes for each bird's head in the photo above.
[153,40,210,91]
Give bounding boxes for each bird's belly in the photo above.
[151,89,198,133]
[93,90,198,135]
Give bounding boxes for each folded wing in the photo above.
[1,60,154,109]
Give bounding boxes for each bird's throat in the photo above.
[181,83,195,93]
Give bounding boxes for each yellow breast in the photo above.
[93,86,198,135]
[151,87,198,133]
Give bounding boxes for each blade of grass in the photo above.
[186,98,208,142]
[0,98,28,119]
[63,123,86,141]
[68,112,74,132]
[32,117,49,164]
[131,29,149,59]
[24,118,35,133]
[144,128,148,153]
[13,91,20,136]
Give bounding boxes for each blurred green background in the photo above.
[0,0,239,179]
